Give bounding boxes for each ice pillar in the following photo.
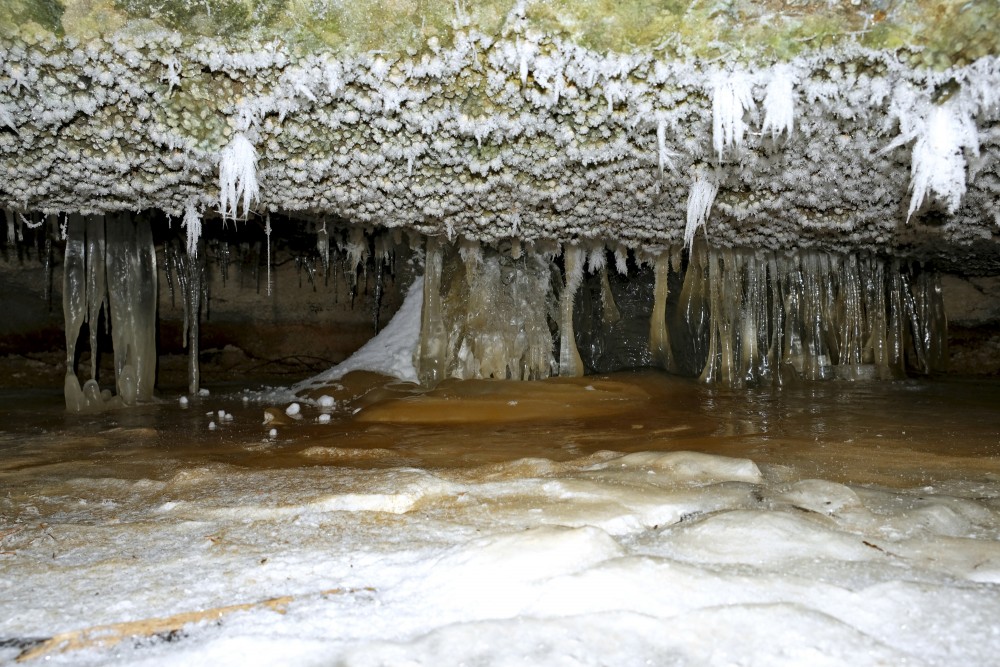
[63,214,88,411]
[649,252,674,372]
[418,235,447,385]
[559,245,585,377]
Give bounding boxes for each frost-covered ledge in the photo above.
[1,1,999,270]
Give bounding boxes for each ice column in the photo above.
[418,236,447,385]
[649,252,674,372]
[559,245,585,377]
[63,213,157,411]
[105,214,157,404]
[447,243,554,380]
[85,216,107,381]
[62,214,88,411]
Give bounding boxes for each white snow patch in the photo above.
[293,276,423,391]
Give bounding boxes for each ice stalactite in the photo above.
[684,248,946,386]
[219,132,260,221]
[63,214,88,412]
[105,214,158,405]
[184,203,201,258]
[317,222,330,276]
[446,241,555,380]
[403,237,944,387]
[84,215,107,382]
[905,103,978,220]
[343,227,369,294]
[711,70,754,161]
[417,236,447,385]
[5,209,14,244]
[265,214,273,297]
[63,214,158,411]
[761,64,796,140]
[649,252,674,372]
[598,266,621,327]
[685,173,718,251]
[184,236,203,397]
[559,245,585,378]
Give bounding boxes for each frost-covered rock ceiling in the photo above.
[1,0,999,269]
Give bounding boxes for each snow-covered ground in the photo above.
[2,286,999,665]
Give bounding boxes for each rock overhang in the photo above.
[1,0,999,273]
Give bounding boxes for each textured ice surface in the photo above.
[1,33,998,268]
[3,425,1000,666]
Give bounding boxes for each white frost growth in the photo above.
[183,202,201,257]
[656,117,676,177]
[0,104,18,135]
[614,244,628,275]
[761,64,796,140]
[218,133,260,221]
[685,174,719,250]
[711,71,755,160]
[906,104,979,220]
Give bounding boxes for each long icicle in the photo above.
[649,252,673,371]
[559,245,585,377]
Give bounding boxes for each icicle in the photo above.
[132,215,158,402]
[711,70,754,161]
[649,252,673,371]
[698,248,723,384]
[418,236,447,385]
[62,213,87,412]
[923,270,948,373]
[104,213,157,405]
[265,214,272,297]
[184,203,201,258]
[446,244,555,381]
[43,215,57,311]
[613,244,629,276]
[219,132,260,221]
[185,234,202,396]
[906,103,977,220]
[85,215,106,382]
[373,255,385,333]
[656,117,675,177]
[317,221,330,276]
[761,64,796,140]
[343,227,369,291]
[598,266,620,327]
[684,173,718,251]
[559,245,585,377]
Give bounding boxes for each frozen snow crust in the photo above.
[1,27,999,269]
[4,434,1000,665]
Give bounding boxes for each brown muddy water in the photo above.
[2,371,998,487]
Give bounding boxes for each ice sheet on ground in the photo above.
[3,380,1000,666]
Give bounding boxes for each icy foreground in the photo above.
[2,374,1000,666]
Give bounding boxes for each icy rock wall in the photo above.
[420,239,946,386]
[419,237,558,382]
[0,10,999,270]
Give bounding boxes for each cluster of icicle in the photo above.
[63,214,158,411]
[415,237,946,387]
[673,244,946,385]
[418,236,556,384]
